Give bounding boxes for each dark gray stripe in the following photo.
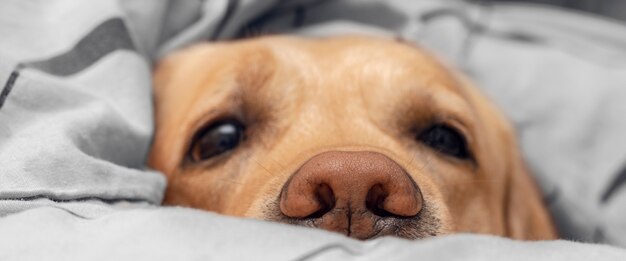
[210,0,240,40]
[601,166,626,203]
[4,195,149,204]
[236,0,326,38]
[0,69,20,110]
[25,18,136,76]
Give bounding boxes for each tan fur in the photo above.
[149,36,557,240]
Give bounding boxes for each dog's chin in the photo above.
[261,201,443,240]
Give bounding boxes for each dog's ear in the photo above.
[503,135,558,240]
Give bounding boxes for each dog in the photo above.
[148,35,557,240]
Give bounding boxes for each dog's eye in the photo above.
[417,125,469,159]
[189,120,245,162]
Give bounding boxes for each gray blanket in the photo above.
[1,0,626,260]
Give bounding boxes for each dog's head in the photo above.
[149,36,556,240]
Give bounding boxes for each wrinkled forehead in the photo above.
[264,36,464,97]
[161,37,460,88]
[154,36,474,126]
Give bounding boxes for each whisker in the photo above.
[265,153,289,175]
[214,178,244,186]
[250,156,274,178]
[457,179,504,185]
[407,149,418,167]
[419,149,438,172]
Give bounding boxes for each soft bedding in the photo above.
[1,207,625,261]
[1,0,626,260]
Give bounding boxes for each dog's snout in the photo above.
[279,151,423,238]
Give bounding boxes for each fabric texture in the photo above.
[1,0,626,260]
[2,206,626,261]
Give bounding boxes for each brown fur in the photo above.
[149,36,557,240]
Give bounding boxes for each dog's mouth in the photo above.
[263,199,442,240]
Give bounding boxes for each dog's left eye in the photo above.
[417,125,470,160]
[188,120,245,162]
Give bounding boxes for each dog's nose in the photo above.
[279,151,423,238]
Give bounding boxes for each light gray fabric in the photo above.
[1,0,626,260]
[0,0,165,213]
[1,206,626,261]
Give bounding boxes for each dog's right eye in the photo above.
[188,120,245,162]
[417,124,470,160]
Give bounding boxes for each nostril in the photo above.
[280,180,336,219]
[366,182,423,218]
[308,183,335,219]
[366,184,394,217]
